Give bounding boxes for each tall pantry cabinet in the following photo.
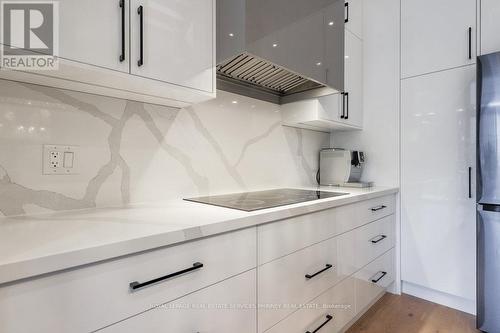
[401,0,478,313]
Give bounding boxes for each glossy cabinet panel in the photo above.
[0,228,256,333]
[0,0,130,73]
[354,249,394,313]
[265,277,356,333]
[258,237,342,332]
[401,0,476,78]
[480,0,500,55]
[258,195,396,264]
[100,270,256,333]
[130,0,214,92]
[343,30,363,128]
[401,66,476,300]
[344,0,363,40]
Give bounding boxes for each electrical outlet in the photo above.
[43,144,79,175]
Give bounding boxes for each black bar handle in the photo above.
[137,5,144,67]
[371,205,387,212]
[370,235,387,244]
[305,264,333,279]
[340,92,345,119]
[468,27,472,60]
[119,0,125,62]
[345,92,349,120]
[371,271,387,283]
[306,314,333,333]
[129,262,203,291]
[345,2,349,23]
[468,167,472,198]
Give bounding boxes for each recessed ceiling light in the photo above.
[228,33,234,37]
[316,62,322,66]
[272,43,278,48]
[328,21,334,26]
[232,100,238,104]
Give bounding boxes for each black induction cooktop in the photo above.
[184,188,349,212]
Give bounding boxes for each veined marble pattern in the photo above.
[0,80,329,217]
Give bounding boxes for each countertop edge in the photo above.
[0,187,399,285]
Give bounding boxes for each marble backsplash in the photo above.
[0,80,329,217]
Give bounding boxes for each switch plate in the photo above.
[43,144,79,175]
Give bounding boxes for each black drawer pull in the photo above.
[129,262,203,291]
[371,205,387,212]
[119,0,125,62]
[306,314,333,333]
[305,264,333,279]
[371,271,387,283]
[137,5,144,67]
[370,235,387,244]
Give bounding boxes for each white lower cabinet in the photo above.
[0,228,256,333]
[0,194,397,333]
[401,65,476,301]
[258,237,342,332]
[354,249,395,313]
[264,277,356,333]
[99,270,256,333]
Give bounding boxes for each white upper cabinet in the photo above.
[281,29,363,132]
[401,0,476,78]
[401,65,476,301]
[58,0,130,73]
[130,0,214,92]
[345,0,363,40]
[0,0,215,107]
[480,0,500,55]
[343,29,363,128]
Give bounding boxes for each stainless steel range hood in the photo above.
[217,0,345,104]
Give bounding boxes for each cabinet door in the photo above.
[401,0,476,78]
[130,0,214,92]
[481,0,500,55]
[100,270,256,333]
[0,0,129,72]
[343,30,363,128]
[401,66,476,301]
[345,0,363,39]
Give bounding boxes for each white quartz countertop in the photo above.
[0,186,398,285]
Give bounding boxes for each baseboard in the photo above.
[402,281,476,315]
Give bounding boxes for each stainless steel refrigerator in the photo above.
[477,52,500,332]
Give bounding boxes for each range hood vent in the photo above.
[217,53,324,96]
[216,0,345,104]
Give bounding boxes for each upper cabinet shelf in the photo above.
[0,0,216,108]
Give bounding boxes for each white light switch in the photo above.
[63,152,74,168]
[43,144,79,175]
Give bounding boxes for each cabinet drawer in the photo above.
[354,249,394,313]
[0,228,256,333]
[258,237,343,332]
[258,195,396,264]
[99,270,256,333]
[339,214,395,274]
[265,277,355,333]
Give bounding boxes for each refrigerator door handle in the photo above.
[469,167,472,199]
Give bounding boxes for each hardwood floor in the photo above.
[346,293,480,333]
